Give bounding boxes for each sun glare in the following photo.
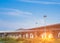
[41,32,53,41]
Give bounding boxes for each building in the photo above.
[0,23,60,39]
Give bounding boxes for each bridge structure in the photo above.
[0,24,60,39]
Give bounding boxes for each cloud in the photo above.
[0,8,32,16]
[20,0,60,4]
[0,8,33,31]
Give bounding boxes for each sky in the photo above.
[0,0,60,31]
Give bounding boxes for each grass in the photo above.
[0,37,60,43]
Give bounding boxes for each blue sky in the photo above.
[0,0,60,31]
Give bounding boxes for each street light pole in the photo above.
[43,15,47,43]
[43,15,47,33]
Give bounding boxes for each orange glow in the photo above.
[41,32,53,41]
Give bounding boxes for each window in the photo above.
[30,33,34,38]
[19,34,22,38]
[26,33,29,38]
[58,32,60,38]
